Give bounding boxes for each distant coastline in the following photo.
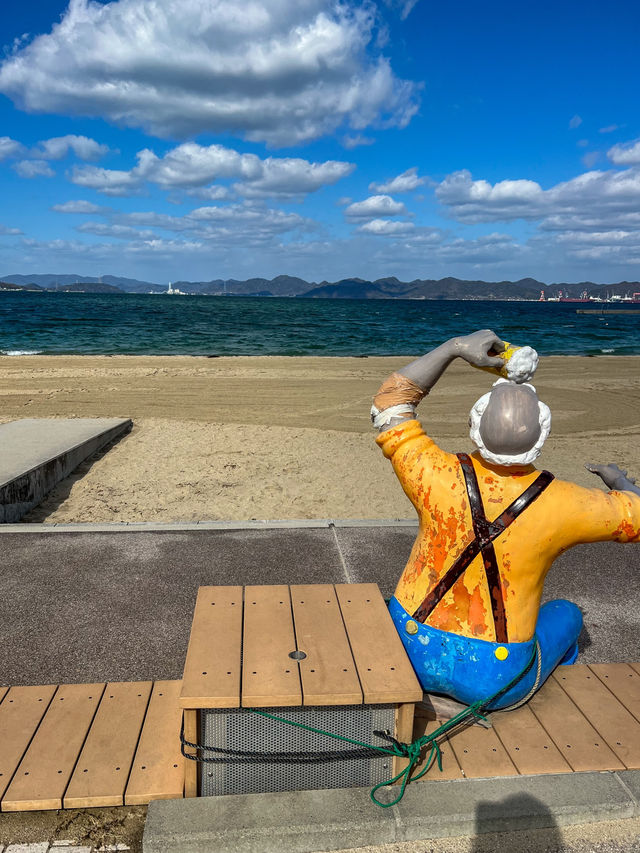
[2,273,640,302]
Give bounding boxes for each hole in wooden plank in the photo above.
[289,651,307,660]
[174,764,178,768]
[202,672,207,675]
[116,767,120,771]
[141,766,146,770]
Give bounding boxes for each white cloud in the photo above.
[345,194,407,220]
[52,200,107,214]
[71,165,143,196]
[342,134,375,149]
[581,151,600,169]
[0,224,22,235]
[184,186,233,202]
[369,166,425,193]
[436,167,640,226]
[381,0,421,20]
[608,138,640,165]
[569,114,583,129]
[76,222,157,240]
[0,136,26,160]
[235,157,355,198]
[0,0,419,146]
[599,124,620,134]
[33,135,110,161]
[13,159,55,178]
[358,218,414,235]
[71,142,354,199]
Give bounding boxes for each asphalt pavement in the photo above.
[1,520,639,686]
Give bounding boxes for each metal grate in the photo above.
[199,704,396,796]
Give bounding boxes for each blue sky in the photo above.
[1,0,639,285]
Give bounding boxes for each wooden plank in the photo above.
[0,685,58,804]
[241,585,301,708]
[630,663,640,677]
[183,710,198,798]
[528,675,624,772]
[125,681,184,806]
[554,665,640,769]
[335,584,422,704]
[411,718,464,780]
[392,703,415,781]
[290,584,362,706]
[0,687,8,705]
[180,586,243,709]
[590,663,640,724]
[2,683,104,812]
[447,721,518,779]
[490,705,572,775]
[64,681,152,808]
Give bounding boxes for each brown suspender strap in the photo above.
[412,454,554,643]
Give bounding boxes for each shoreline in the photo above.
[1,354,639,523]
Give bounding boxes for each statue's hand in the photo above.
[585,462,637,490]
[453,329,506,369]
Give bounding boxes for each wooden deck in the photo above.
[1,662,639,811]
[0,680,184,811]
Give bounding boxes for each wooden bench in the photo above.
[179,583,423,797]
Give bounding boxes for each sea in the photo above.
[0,291,639,357]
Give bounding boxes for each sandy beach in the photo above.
[1,354,639,523]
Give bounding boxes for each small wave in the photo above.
[1,349,43,355]
[600,348,615,353]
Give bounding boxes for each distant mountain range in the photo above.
[1,273,639,300]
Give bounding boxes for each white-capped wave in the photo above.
[0,349,43,355]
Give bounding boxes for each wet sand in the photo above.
[0,354,638,522]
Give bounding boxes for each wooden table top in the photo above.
[179,583,423,709]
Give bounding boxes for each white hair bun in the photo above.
[505,346,538,383]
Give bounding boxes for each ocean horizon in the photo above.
[1,291,639,357]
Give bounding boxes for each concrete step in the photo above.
[0,418,132,522]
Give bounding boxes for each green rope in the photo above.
[250,637,539,808]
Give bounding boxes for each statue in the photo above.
[373,330,640,709]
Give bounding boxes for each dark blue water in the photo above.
[1,292,639,356]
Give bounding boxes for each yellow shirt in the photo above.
[377,420,640,643]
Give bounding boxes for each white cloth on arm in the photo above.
[370,403,416,430]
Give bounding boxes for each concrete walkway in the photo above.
[0,419,132,522]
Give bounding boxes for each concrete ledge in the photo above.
[0,518,418,533]
[0,418,132,523]
[143,771,640,853]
